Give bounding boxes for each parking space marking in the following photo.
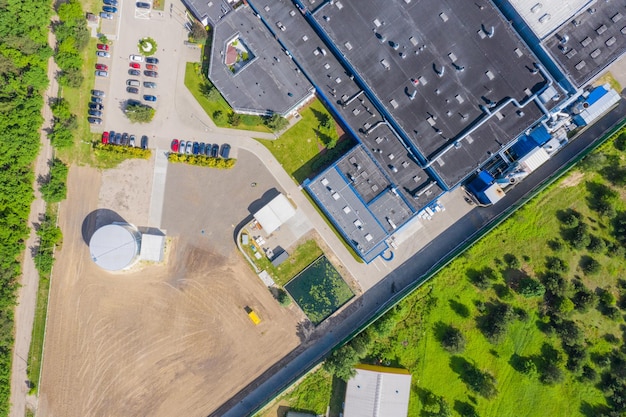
[148,149,168,227]
[135,9,150,19]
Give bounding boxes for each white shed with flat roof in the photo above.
[253,193,296,235]
[344,365,412,417]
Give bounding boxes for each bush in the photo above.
[520,357,538,377]
[580,256,601,275]
[323,345,359,381]
[263,114,289,132]
[189,21,208,42]
[518,277,545,298]
[503,253,521,269]
[125,103,155,123]
[422,391,451,417]
[34,214,63,277]
[570,223,591,249]
[588,235,607,253]
[167,153,236,168]
[40,158,68,203]
[560,209,581,228]
[228,112,241,126]
[138,37,158,56]
[573,287,597,313]
[94,143,151,159]
[275,288,291,307]
[440,326,466,354]
[546,257,569,273]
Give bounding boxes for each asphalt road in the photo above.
[212,97,626,417]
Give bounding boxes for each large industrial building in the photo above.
[184,0,625,262]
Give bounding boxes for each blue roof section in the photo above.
[466,171,494,195]
[529,124,551,146]
[510,136,538,158]
[586,86,609,106]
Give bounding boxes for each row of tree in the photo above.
[0,0,53,413]
[54,0,89,88]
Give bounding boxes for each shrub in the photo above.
[422,391,451,417]
[570,223,591,249]
[440,326,466,354]
[138,37,158,56]
[546,257,569,273]
[520,357,538,377]
[580,256,601,275]
[275,288,291,307]
[588,235,607,254]
[503,253,521,269]
[518,277,545,298]
[323,345,359,381]
[560,209,581,228]
[573,287,597,313]
[167,153,236,169]
[93,143,151,159]
[541,363,564,385]
[189,21,208,42]
[40,158,68,203]
[263,114,289,132]
[125,103,155,123]
[228,112,241,126]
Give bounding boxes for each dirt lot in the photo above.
[38,157,304,417]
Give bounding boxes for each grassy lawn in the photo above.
[272,129,626,416]
[285,256,354,325]
[243,238,323,286]
[257,100,356,183]
[183,62,271,133]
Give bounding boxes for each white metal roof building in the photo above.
[139,233,165,263]
[506,0,593,39]
[253,194,296,235]
[89,223,141,271]
[344,365,412,417]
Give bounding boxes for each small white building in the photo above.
[139,232,165,263]
[344,365,412,417]
[253,193,296,235]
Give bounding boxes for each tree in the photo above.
[520,357,538,377]
[518,277,545,298]
[263,113,289,132]
[503,253,521,269]
[228,112,241,126]
[40,159,68,203]
[125,103,155,123]
[190,21,208,42]
[274,288,291,306]
[422,391,451,417]
[580,256,601,275]
[546,257,569,273]
[323,345,359,381]
[58,68,83,88]
[440,326,466,353]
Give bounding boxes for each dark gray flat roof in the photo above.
[182,0,231,26]
[314,0,554,186]
[208,5,312,116]
[543,1,626,87]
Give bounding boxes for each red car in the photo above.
[146,64,158,71]
[129,62,140,69]
[95,63,108,71]
[96,43,109,51]
[171,139,179,152]
[101,131,109,144]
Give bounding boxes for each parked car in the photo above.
[185,141,193,154]
[126,79,140,86]
[91,96,103,104]
[210,144,219,158]
[129,54,144,62]
[101,131,109,144]
[100,12,113,19]
[178,140,186,154]
[136,2,150,8]
[220,143,231,158]
[171,139,179,152]
[102,5,117,13]
[88,117,102,124]
[143,95,157,102]
[145,64,158,71]
[128,69,140,76]
[97,43,110,51]
[141,135,148,149]
[143,81,156,88]
[204,143,212,156]
[126,87,139,94]
[129,62,141,69]
[144,70,158,78]
[114,132,122,144]
[103,0,118,5]
[89,102,103,110]
[95,63,108,71]
[146,57,159,64]
[198,142,206,155]
[192,142,199,155]
[127,99,141,107]
[129,135,136,147]
[91,89,105,97]
[121,133,129,146]
[95,70,108,77]
[96,51,110,58]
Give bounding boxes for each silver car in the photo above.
[96,51,110,58]
[178,141,186,154]
[95,70,108,77]
[143,81,157,88]
[185,141,193,154]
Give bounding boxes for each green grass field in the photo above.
[271,129,626,416]
[257,100,355,183]
[285,256,353,325]
[183,62,271,132]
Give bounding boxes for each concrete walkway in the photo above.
[9,24,58,417]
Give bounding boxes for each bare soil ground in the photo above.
[559,170,585,188]
[38,162,303,417]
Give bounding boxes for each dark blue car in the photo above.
[192,142,199,155]
[103,0,118,5]
[102,5,117,13]
[210,144,219,158]
[220,143,231,159]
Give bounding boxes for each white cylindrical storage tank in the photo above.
[89,223,141,271]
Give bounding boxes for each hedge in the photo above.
[167,153,236,169]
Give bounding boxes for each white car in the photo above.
[129,54,144,63]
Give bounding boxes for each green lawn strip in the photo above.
[284,368,333,415]
[26,275,49,394]
[256,100,357,183]
[183,62,271,132]
[284,256,353,325]
[57,37,98,165]
[242,239,322,286]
